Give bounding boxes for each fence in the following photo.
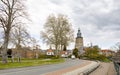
[113,62,120,75]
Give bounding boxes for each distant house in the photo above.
[66,50,73,55]
[12,47,41,59]
[101,49,115,57]
[46,49,54,56]
[60,51,68,57]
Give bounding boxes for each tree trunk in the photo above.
[2,34,9,64]
[55,45,58,56]
[1,50,8,63]
[18,56,21,62]
[11,55,14,63]
[17,47,21,63]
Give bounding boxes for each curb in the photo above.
[63,61,100,75]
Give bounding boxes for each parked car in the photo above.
[71,55,75,59]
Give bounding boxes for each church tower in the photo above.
[75,28,84,54]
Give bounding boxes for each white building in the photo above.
[46,49,54,55]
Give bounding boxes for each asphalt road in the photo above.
[0,59,85,75]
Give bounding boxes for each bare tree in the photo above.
[41,14,74,56]
[0,32,4,47]
[0,0,27,63]
[57,15,74,50]
[116,42,120,51]
[112,42,120,52]
[30,37,39,59]
[30,37,39,49]
[10,25,30,62]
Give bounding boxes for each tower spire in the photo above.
[77,28,82,38]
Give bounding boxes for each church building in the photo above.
[75,28,84,55]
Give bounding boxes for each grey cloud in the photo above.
[69,0,120,31]
[37,0,120,48]
[49,0,66,5]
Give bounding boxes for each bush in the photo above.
[82,54,110,62]
[39,54,46,59]
[68,55,72,58]
[73,48,78,58]
[38,54,61,59]
[51,55,60,59]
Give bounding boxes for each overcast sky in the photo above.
[25,0,120,50]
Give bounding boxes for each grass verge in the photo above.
[0,58,65,69]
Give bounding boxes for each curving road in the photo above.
[0,59,85,75]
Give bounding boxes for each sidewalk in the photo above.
[43,60,91,75]
[89,62,117,75]
[108,63,117,75]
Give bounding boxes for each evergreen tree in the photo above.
[73,48,78,58]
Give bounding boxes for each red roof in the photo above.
[47,49,53,52]
[60,51,67,54]
[101,49,114,52]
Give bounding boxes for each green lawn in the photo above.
[0,58,65,69]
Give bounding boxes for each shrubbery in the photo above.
[73,48,78,58]
[38,54,60,59]
[83,46,111,62]
[82,54,110,62]
[38,54,46,59]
